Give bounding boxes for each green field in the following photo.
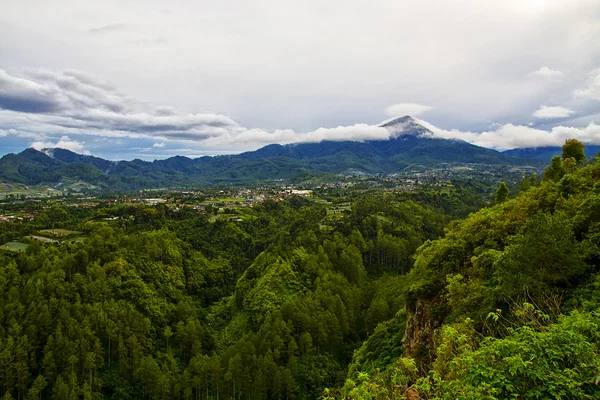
[1,242,28,252]
[39,229,83,237]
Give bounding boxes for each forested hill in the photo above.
[0,117,543,189]
[503,144,600,160]
[0,141,598,399]
[331,142,600,398]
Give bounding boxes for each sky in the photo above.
[1,0,600,160]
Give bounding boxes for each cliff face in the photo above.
[402,294,446,367]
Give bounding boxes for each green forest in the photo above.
[0,140,599,399]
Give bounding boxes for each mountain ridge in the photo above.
[0,116,545,189]
[503,145,600,160]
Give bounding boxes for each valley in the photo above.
[0,141,598,399]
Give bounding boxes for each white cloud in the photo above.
[416,118,600,150]
[533,105,576,119]
[152,142,165,148]
[385,103,433,117]
[531,67,564,81]
[30,135,90,154]
[299,124,391,143]
[574,69,600,100]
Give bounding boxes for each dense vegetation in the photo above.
[0,140,597,399]
[327,143,600,398]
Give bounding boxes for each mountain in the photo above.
[503,145,600,160]
[0,116,543,189]
[239,116,536,169]
[43,148,117,172]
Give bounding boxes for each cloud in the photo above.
[297,124,390,143]
[89,23,127,34]
[533,105,576,119]
[416,118,600,150]
[0,68,403,153]
[574,69,600,100]
[385,103,433,117]
[0,68,242,142]
[3,68,600,159]
[0,69,62,113]
[2,0,600,135]
[30,135,90,154]
[531,67,564,81]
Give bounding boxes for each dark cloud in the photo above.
[0,96,58,113]
[0,69,62,113]
[0,68,242,142]
[88,23,127,34]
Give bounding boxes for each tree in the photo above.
[563,157,578,174]
[529,172,538,187]
[519,176,531,193]
[544,156,565,182]
[494,182,509,204]
[562,138,586,166]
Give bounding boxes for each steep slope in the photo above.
[339,152,600,399]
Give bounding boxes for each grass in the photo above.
[215,197,245,203]
[39,229,83,237]
[1,242,28,252]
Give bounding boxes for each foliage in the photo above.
[494,182,509,204]
[1,139,599,399]
[331,141,600,399]
[563,138,587,166]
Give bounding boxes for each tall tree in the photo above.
[562,138,586,166]
[494,182,509,204]
[519,176,531,193]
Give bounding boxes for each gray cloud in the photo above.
[574,69,600,100]
[2,65,600,158]
[2,0,599,134]
[0,68,242,142]
[385,103,433,118]
[0,69,400,151]
[0,69,62,113]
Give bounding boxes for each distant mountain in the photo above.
[240,116,534,169]
[503,145,600,160]
[0,116,543,189]
[43,148,117,172]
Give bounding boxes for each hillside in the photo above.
[331,144,600,398]
[504,144,600,160]
[0,142,598,399]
